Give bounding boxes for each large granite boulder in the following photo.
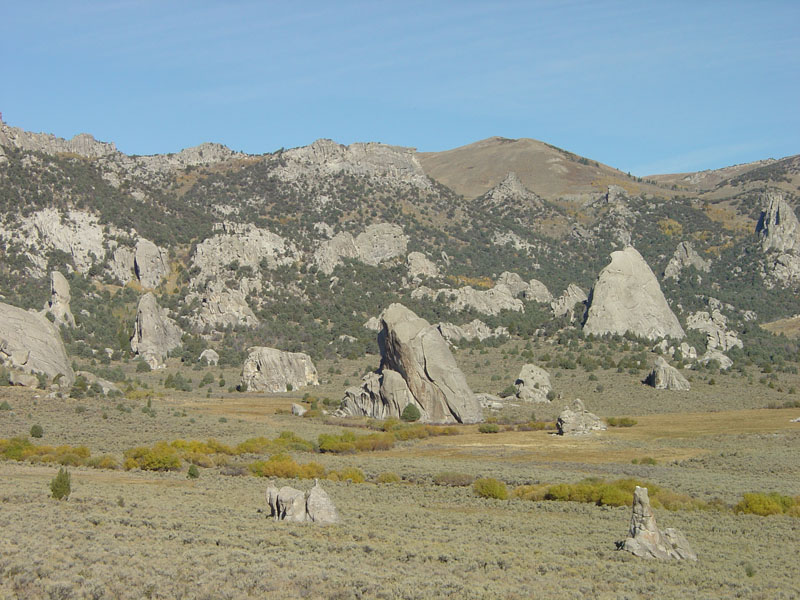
[556,399,606,436]
[525,279,553,303]
[644,357,690,391]
[266,480,339,524]
[313,231,360,275]
[240,347,318,393]
[664,241,711,281]
[338,303,482,424]
[584,246,685,340]
[130,293,183,369]
[407,251,439,279]
[355,224,408,267]
[621,486,696,560]
[46,271,75,327]
[515,364,552,402]
[198,348,219,366]
[0,302,74,385]
[134,239,170,289]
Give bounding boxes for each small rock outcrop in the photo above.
[198,349,219,366]
[130,293,183,369]
[556,399,606,436]
[515,364,552,402]
[240,347,319,393]
[338,304,482,424]
[134,239,169,289]
[551,284,588,319]
[644,357,690,391]
[46,271,75,327]
[584,247,685,340]
[0,302,74,385]
[481,172,542,206]
[363,316,382,331]
[525,279,553,303]
[437,319,507,344]
[314,224,408,274]
[291,403,308,417]
[686,309,742,352]
[188,282,258,329]
[266,480,339,524]
[407,252,439,279]
[621,486,696,560]
[664,241,711,281]
[412,284,523,316]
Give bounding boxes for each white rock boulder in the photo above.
[240,347,318,393]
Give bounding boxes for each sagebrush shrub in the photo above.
[30,424,44,438]
[50,467,71,500]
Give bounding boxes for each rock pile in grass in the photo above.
[556,399,606,435]
[583,246,685,340]
[266,480,339,524]
[240,347,318,393]
[621,486,697,560]
[338,303,482,424]
[644,357,690,391]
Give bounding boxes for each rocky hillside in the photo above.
[0,118,798,384]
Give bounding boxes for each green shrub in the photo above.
[187,464,200,479]
[606,417,638,427]
[30,424,44,438]
[401,403,421,422]
[474,478,508,500]
[135,360,151,373]
[478,423,500,434]
[50,467,71,500]
[0,401,11,411]
[735,492,796,516]
[328,467,366,483]
[376,471,401,484]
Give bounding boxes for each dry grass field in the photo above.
[1,340,800,599]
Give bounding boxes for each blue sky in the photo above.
[2,1,798,175]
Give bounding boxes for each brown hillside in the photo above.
[417,136,664,200]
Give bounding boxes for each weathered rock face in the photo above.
[698,348,733,370]
[437,319,507,345]
[338,304,482,424]
[757,193,800,286]
[108,245,136,284]
[525,279,553,303]
[686,309,742,352]
[198,348,219,366]
[191,222,297,284]
[134,239,170,289]
[0,123,117,158]
[584,247,685,340]
[266,480,339,524]
[130,293,183,369]
[363,316,382,331]
[355,224,408,267]
[188,282,258,329]
[621,486,697,560]
[240,347,318,393]
[515,364,553,402]
[313,232,360,275]
[0,302,74,385]
[496,272,530,297]
[275,138,431,189]
[46,271,75,327]
[551,284,587,319]
[407,252,439,279]
[556,399,606,436]
[644,357,690,391]
[481,172,542,206]
[664,241,711,281]
[412,284,523,316]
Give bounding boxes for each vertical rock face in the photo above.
[130,293,183,369]
[339,303,482,424]
[584,246,685,340]
[407,252,439,280]
[47,271,75,327]
[622,487,697,560]
[354,223,408,267]
[240,347,318,392]
[758,192,800,253]
[515,364,552,402]
[0,302,74,385]
[134,240,170,289]
[644,357,690,391]
[551,284,587,319]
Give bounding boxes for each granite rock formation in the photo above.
[644,357,690,391]
[621,486,697,560]
[130,293,183,369]
[556,399,606,435]
[240,347,319,393]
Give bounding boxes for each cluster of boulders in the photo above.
[266,480,339,524]
[556,399,606,435]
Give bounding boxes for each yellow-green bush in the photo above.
[473,478,508,500]
[328,467,365,483]
[735,492,798,516]
[248,454,326,479]
[124,442,181,471]
[0,437,93,466]
[605,417,638,427]
[376,471,401,484]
